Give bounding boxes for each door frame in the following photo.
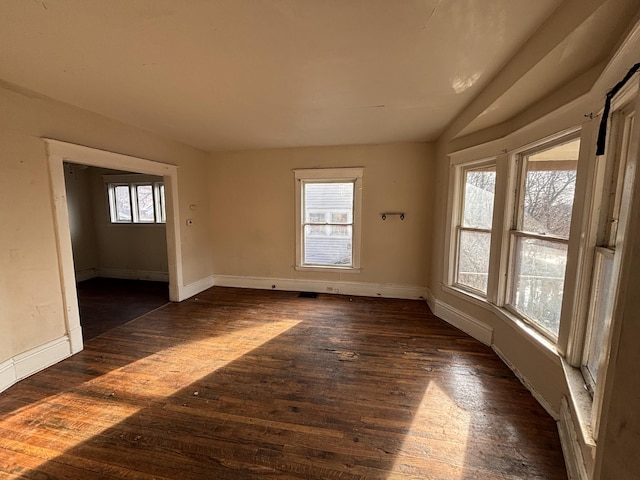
[45,139,183,354]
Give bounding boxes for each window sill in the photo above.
[294,265,362,273]
[562,360,597,448]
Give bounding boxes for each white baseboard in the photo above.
[424,287,435,311]
[98,267,169,282]
[493,345,559,420]
[74,267,98,282]
[179,275,215,301]
[559,397,590,480]
[0,335,76,394]
[432,299,493,346]
[212,274,428,300]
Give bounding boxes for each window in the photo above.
[507,136,580,340]
[582,106,635,402]
[107,181,166,224]
[294,168,363,270]
[454,163,496,295]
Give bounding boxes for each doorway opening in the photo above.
[46,139,183,354]
[62,161,172,340]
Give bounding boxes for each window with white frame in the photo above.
[507,136,580,340]
[294,168,363,270]
[107,181,166,224]
[454,163,496,295]
[582,104,635,411]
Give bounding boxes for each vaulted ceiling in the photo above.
[0,0,637,151]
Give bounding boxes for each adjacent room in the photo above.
[1,1,639,479]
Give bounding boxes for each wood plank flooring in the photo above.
[0,287,567,479]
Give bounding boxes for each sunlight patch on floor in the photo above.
[0,318,301,473]
[387,381,471,479]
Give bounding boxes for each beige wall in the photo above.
[209,142,434,290]
[0,81,212,364]
[89,169,168,279]
[64,163,99,277]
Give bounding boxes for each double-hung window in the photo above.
[454,163,496,295]
[580,102,636,434]
[107,180,166,224]
[507,136,580,340]
[294,168,363,270]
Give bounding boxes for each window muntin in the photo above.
[108,182,166,224]
[294,168,363,270]
[454,164,496,295]
[508,137,580,340]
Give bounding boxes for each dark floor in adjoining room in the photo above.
[76,277,170,341]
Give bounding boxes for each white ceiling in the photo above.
[0,0,635,151]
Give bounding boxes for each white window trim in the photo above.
[451,158,497,297]
[504,131,581,342]
[565,78,640,441]
[294,167,363,272]
[104,174,166,225]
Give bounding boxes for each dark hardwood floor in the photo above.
[0,287,567,479]
[77,277,170,341]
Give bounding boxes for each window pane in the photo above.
[462,167,496,229]
[308,212,326,223]
[512,237,568,337]
[136,185,155,222]
[456,230,491,294]
[331,212,350,224]
[305,183,354,223]
[114,185,131,222]
[304,225,352,265]
[522,140,579,237]
[157,183,167,223]
[303,182,354,266]
[584,250,615,386]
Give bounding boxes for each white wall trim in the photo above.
[44,138,184,301]
[213,274,428,300]
[180,275,216,301]
[493,345,559,419]
[75,267,99,282]
[559,397,591,480]
[432,299,493,346]
[424,287,435,311]
[97,268,169,282]
[0,336,73,394]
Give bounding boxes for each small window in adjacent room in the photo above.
[454,163,496,295]
[107,182,166,224]
[507,135,580,340]
[294,168,363,270]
